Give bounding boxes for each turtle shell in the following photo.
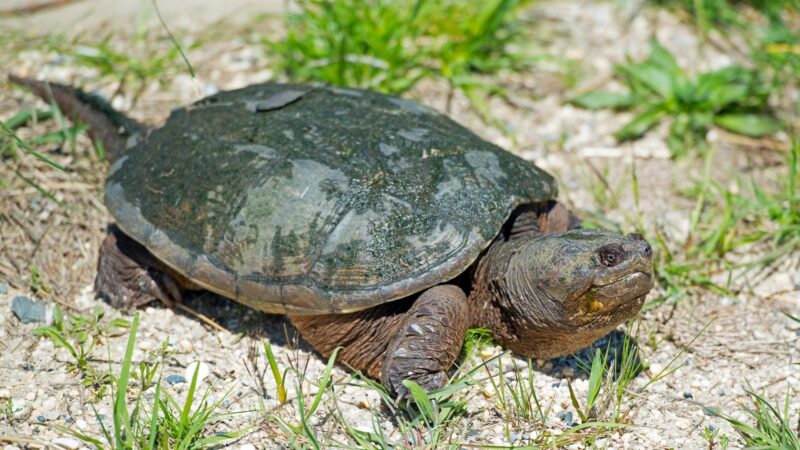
[105,83,556,314]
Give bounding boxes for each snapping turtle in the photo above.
[11,76,654,395]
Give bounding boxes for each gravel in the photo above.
[165,374,186,385]
[10,296,49,324]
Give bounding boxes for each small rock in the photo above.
[42,396,57,411]
[52,437,80,449]
[37,415,46,422]
[557,410,574,427]
[178,339,194,354]
[0,388,10,399]
[11,296,49,324]
[11,401,32,421]
[0,283,8,295]
[184,361,210,384]
[480,347,496,359]
[75,419,88,430]
[357,398,369,409]
[4,445,22,450]
[561,367,574,377]
[239,445,256,450]
[683,391,693,399]
[166,375,186,385]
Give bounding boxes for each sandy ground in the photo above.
[1,0,798,448]
[0,0,286,35]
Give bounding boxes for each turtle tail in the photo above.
[8,75,144,163]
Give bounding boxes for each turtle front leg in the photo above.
[382,284,469,396]
[289,284,469,396]
[95,225,184,309]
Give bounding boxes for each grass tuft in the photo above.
[265,0,536,117]
[570,38,782,156]
[705,387,800,449]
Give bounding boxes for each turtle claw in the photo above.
[391,371,449,400]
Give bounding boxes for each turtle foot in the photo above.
[381,284,469,398]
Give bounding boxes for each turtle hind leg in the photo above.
[95,225,183,309]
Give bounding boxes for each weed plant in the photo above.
[571,39,783,156]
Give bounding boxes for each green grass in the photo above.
[705,388,800,449]
[570,38,783,156]
[33,306,130,392]
[0,106,76,206]
[265,0,536,117]
[652,0,800,88]
[43,312,244,449]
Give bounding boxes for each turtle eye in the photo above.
[598,244,624,267]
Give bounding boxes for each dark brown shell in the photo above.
[105,83,556,314]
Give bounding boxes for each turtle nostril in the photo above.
[642,243,653,258]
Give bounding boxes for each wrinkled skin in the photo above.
[467,227,654,359]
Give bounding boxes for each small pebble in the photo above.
[184,361,210,384]
[357,398,369,409]
[480,347,495,359]
[37,415,46,422]
[178,339,195,353]
[166,375,186,385]
[51,437,80,449]
[557,410,574,426]
[4,445,22,450]
[0,283,8,295]
[11,296,49,324]
[683,391,693,399]
[239,445,256,450]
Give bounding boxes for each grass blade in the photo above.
[713,113,782,137]
[264,341,287,403]
[402,380,435,423]
[113,311,139,449]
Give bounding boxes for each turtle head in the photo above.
[497,228,654,357]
